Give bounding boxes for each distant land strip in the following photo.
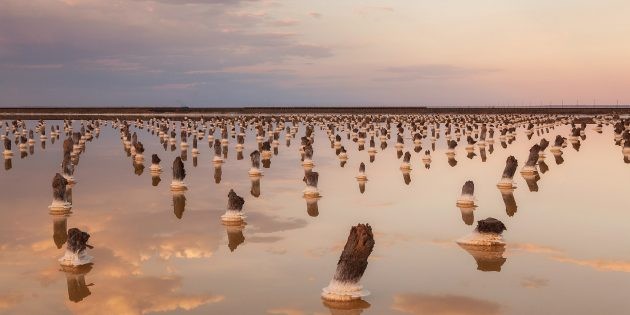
[1,106,629,120]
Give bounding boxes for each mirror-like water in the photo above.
[1,114,629,315]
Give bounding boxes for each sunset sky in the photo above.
[1,0,630,107]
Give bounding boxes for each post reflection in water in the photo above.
[523,173,541,192]
[458,205,476,226]
[458,243,507,272]
[538,159,549,174]
[401,169,411,185]
[172,192,186,219]
[357,180,366,194]
[500,188,518,217]
[62,264,94,303]
[52,214,69,249]
[151,174,161,187]
[133,161,144,176]
[4,157,12,170]
[225,224,245,252]
[214,164,222,184]
[305,196,320,217]
[322,299,371,315]
[250,176,261,198]
[0,115,628,315]
[447,155,457,167]
[554,151,565,165]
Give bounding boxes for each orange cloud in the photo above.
[66,276,224,315]
[392,293,502,315]
[552,257,630,273]
[520,276,549,289]
[267,308,306,315]
[0,293,23,311]
[509,243,563,255]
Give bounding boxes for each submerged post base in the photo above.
[59,249,93,267]
[456,231,505,247]
[170,181,188,192]
[221,210,246,224]
[322,280,370,302]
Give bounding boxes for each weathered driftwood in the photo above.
[476,217,507,234]
[539,138,549,151]
[62,154,74,176]
[180,130,187,142]
[227,189,245,211]
[447,140,458,150]
[524,144,540,167]
[332,224,375,284]
[62,138,72,155]
[52,173,68,201]
[172,156,185,180]
[152,154,161,165]
[480,124,487,141]
[304,170,319,187]
[466,136,476,145]
[461,180,474,196]
[133,141,144,154]
[502,156,518,179]
[301,136,311,146]
[213,139,222,155]
[67,228,92,253]
[304,145,314,159]
[571,127,580,137]
[250,150,261,168]
[262,141,271,151]
[359,162,365,173]
[402,151,411,163]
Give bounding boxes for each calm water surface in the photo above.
[1,117,629,315]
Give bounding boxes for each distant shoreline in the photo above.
[1,106,629,119]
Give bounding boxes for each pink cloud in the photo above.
[2,63,64,70]
[308,12,322,19]
[270,18,299,27]
[152,83,201,90]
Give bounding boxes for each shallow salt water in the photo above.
[1,116,630,315]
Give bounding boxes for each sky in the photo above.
[1,0,630,107]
